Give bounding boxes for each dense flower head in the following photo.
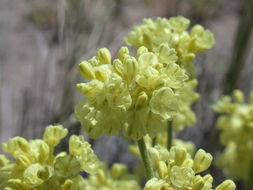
[143,145,235,190]
[125,16,215,77]
[213,90,253,179]
[75,45,199,140]
[84,163,140,190]
[0,125,101,190]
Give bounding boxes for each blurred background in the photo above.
[0,0,253,187]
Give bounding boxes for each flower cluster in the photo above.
[213,90,253,179]
[84,163,140,190]
[144,145,235,190]
[75,45,197,140]
[0,125,100,190]
[125,16,215,77]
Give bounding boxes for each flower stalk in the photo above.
[167,120,173,150]
[137,137,154,179]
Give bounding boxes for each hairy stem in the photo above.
[167,120,173,150]
[137,138,154,179]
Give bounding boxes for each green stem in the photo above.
[167,120,173,150]
[246,159,253,190]
[152,137,157,147]
[137,138,154,179]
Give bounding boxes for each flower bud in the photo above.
[191,25,204,36]
[124,57,138,82]
[37,141,50,163]
[97,170,107,184]
[233,90,244,103]
[144,178,167,190]
[62,179,73,190]
[16,155,31,168]
[182,158,193,167]
[118,46,129,61]
[2,137,30,156]
[113,59,124,75]
[193,149,212,173]
[135,91,148,109]
[97,48,111,65]
[43,125,68,147]
[172,146,187,165]
[203,174,213,184]
[111,163,127,178]
[95,69,107,82]
[137,46,148,58]
[183,53,195,63]
[157,161,168,179]
[215,180,236,190]
[192,176,205,190]
[78,61,95,80]
[161,184,174,190]
[76,83,91,95]
[0,154,9,167]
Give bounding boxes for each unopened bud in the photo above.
[192,176,205,190]
[118,46,129,61]
[0,154,9,167]
[203,174,213,184]
[124,57,138,82]
[171,147,187,166]
[97,48,111,65]
[233,90,244,103]
[76,83,92,95]
[111,163,127,178]
[16,155,31,168]
[191,25,204,36]
[157,161,168,179]
[215,180,236,190]
[78,61,95,80]
[113,59,124,75]
[137,46,148,58]
[95,69,107,82]
[62,179,73,190]
[135,91,148,109]
[193,149,212,173]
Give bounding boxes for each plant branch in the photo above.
[137,137,154,179]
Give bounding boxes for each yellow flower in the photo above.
[0,125,100,189]
[75,46,192,140]
[214,90,253,180]
[143,145,235,190]
[125,16,215,77]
